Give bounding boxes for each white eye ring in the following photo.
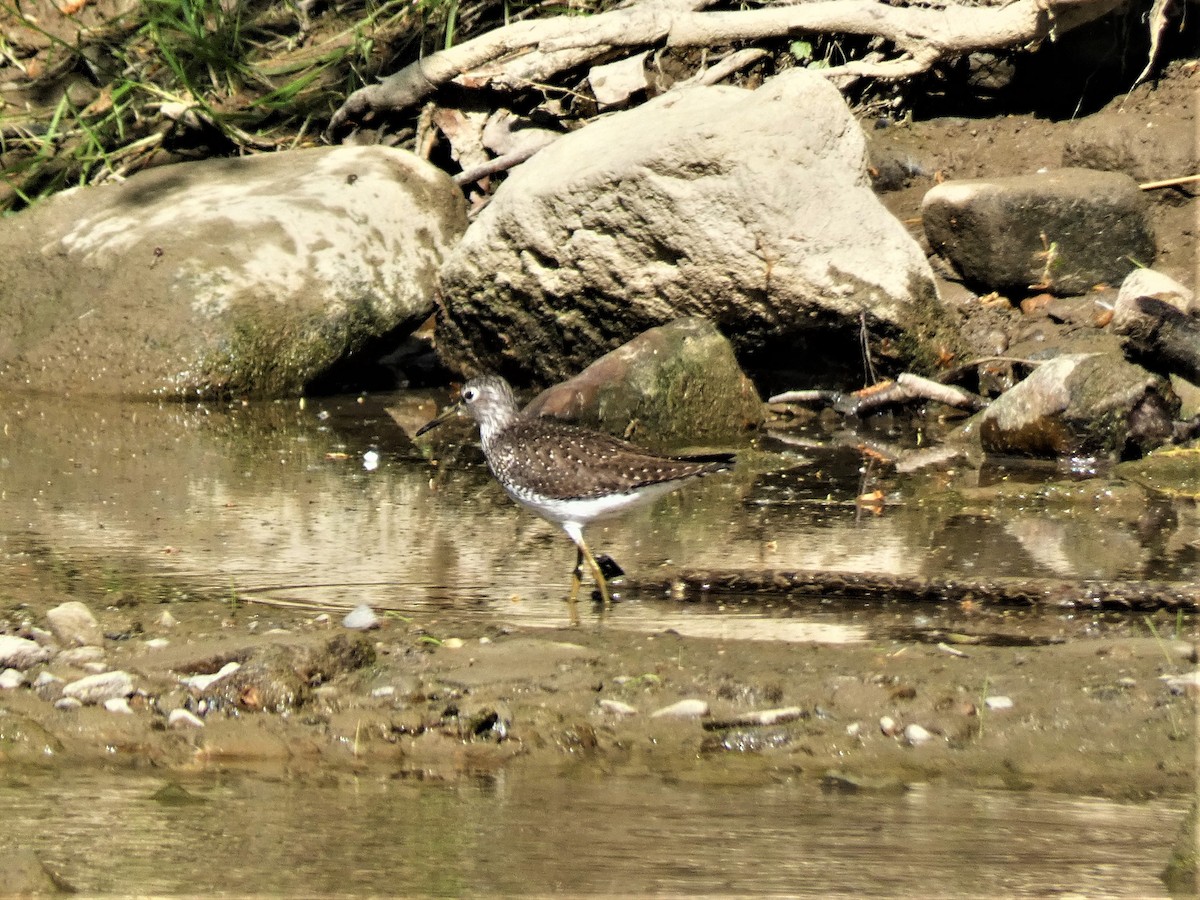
[462,388,477,402]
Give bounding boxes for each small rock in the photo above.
[168,708,205,729]
[181,661,241,692]
[62,670,134,704]
[57,646,105,667]
[599,699,639,717]
[313,613,331,625]
[650,698,709,719]
[103,697,134,714]
[371,685,397,698]
[82,662,109,675]
[442,637,465,649]
[984,695,1014,711]
[342,604,380,631]
[46,600,104,647]
[157,610,179,629]
[904,723,933,745]
[144,638,170,649]
[54,697,83,711]
[32,671,63,701]
[846,722,861,737]
[0,635,52,670]
[1162,671,1200,696]
[0,668,25,689]
[879,715,898,736]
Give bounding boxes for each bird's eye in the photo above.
[462,388,476,402]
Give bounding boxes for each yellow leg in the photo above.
[563,524,613,605]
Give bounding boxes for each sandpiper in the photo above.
[417,375,734,603]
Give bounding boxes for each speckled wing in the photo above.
[488,417,734,501]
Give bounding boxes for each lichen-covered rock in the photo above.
[523,318,762,448]
[972,353,1177,461]
[438,68,953,388]
[0,146,465,398]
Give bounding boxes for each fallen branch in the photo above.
[770,372,987,416]
[626,568,1199,611]
[327,0,1126,137]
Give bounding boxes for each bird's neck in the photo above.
[478,407,517,451]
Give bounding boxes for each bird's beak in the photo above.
[415,399,464,437]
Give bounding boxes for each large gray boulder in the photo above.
[0,146,466,398]
[437,68,954,388]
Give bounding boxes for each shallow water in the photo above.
[0,393,1195,896]
[0,767,1188,897]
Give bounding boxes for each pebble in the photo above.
[985,695,1014,711]
[168,708,205,729]
[46,600,104,647]
[1162,671,1200,696]
[181,661,241,692]
[313,613,331,625]
[0,668,25,689]
[82,662,110,675]
[846,722,861,737]
[442,638,465,649]
[144,638,170,649]
[598,699,638,717]
[62,670,134,704]
[33,672,61,688]
[0,635,52,670]
[342,604,380,631]
[157,610,179,629]
[54,697,83,711]
[371,685,396,698]
[879,716,898,736]
[650,698,709,719]
[904,723,933,745]
[56,646,105,667]
[103,697,134,715]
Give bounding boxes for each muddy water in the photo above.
[0,768,1188,896]
[0,393,1196,896]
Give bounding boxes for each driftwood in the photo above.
[770,372,987,416]
[328,0,1127,136]
[626,569,1200,611]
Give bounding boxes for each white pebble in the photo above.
[182,661,241,692]
[371,685,396,698]
[33,672,61,688]
[650,698,709,719]
[599,699,638,717]
[0,668,25,690]
[362,450,380,471]
[846,722,861,737]
[904,723,933,745]
[63,670,134,704]
[342,605,380,631]
[879,715,898,736]
[157,610,179,629]
[144,638,170,649]
[104,697,134,715]
[1162,671,1200,695]
[984,695,1014,711]
[82,662,109,675]
[442,637,465,649]
[0,635,52,669]
[168,708,205,729]
[46,601,104,647]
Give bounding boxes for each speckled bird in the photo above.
[417,375,735,603]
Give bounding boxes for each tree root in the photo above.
[328,0,1127,137]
